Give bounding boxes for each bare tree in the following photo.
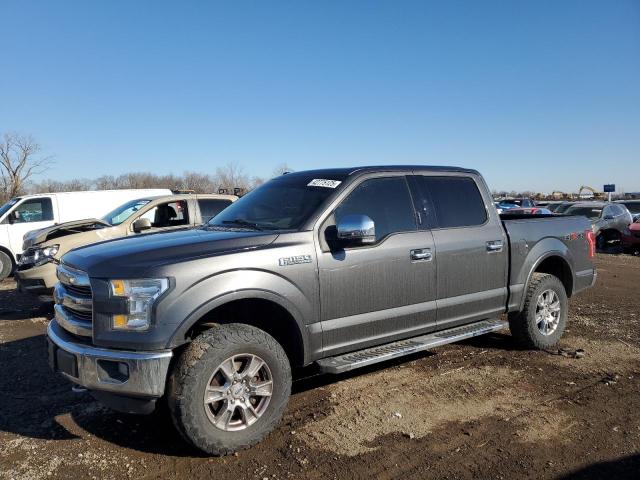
[213,162,251,192]
[0,133,53,201]
[32,178,92,193]
[181,171,216,193]
[94,175,118,190]
[272,163,294,177]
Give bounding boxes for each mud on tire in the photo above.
[167,323,291,456]
[508,273,568,350]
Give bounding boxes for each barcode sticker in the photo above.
[307,179,342,188]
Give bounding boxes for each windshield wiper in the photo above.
[220,219,264,231]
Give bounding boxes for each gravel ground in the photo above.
[1,253,639,479]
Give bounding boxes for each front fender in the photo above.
[163,269,315,361]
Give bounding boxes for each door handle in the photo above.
[486,240,504,252]
[410,248,432,261]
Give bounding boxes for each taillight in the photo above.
[586,230,595,258]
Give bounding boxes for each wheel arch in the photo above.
[598,228,621,241]
[169,290,309,368]
[520,253,574,311]
[0,245,16,275]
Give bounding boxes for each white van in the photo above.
[0,189,171,279]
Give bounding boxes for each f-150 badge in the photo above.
[279,255,312,266]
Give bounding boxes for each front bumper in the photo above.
[15,262,58,298]
[46,319,172,398]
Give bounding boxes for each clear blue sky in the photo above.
[2,0,639,193]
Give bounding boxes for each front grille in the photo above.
[67,307,92,320]
[55,264,93,337]
[65,283,92,297]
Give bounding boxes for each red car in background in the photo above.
[622,218,640,254]
[500,207,553,216]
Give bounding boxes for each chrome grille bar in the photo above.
[55,264,93,338]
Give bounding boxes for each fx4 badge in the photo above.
[279,255,312,266]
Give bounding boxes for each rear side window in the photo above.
[613,205,627,216]
[417,176,487,228]
[198,199,232,223]
[335,177,416,242]
[623,202,640,214]
[13,197,54,223]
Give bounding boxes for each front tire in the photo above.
[0,251,13,280]
[509,273,568,350]
[167,323,292,455]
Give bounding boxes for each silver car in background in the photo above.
[616,200,640,221]
[565,202,633,249]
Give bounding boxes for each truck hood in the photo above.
[23,218,111,248]
[61,228,279,277]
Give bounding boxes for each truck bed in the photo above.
[501,214,595,311]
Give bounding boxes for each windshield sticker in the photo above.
[307,179,342,188]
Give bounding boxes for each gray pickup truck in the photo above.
[46,166,597,455]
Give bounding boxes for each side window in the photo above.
[139,201,189,228]
[420,176,487,228]
[602,206,613,217]
[335,177,416,242]
[12,198,54,223]
[198,199,232,223]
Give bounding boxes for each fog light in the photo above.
[97,359,130,383]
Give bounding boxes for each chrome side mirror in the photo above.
[336,214,375,244]
[132,217,152,233]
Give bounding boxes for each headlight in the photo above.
[109,278,169,331]
[19,244,59,267]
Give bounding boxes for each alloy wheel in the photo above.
[203,354,273,432]
[535,289,561,336]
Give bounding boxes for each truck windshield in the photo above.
[0,198,20,219]
[101,199,152,226]
[565,206,602,220]
[208,173,346,231]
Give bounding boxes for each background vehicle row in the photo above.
[15,193,237,299]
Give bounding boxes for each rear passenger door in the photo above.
[317,175,437,356]
[410,173,508,330]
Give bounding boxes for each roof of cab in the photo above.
[128,193,239,203]
[283,165,481,178]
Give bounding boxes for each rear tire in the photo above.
[0,251,13,280]
[509,273,568,350]
[167,323,291,455]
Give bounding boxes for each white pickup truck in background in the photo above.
[0,189,171,279]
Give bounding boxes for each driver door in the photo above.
[127,199,193,235]
[7,197,56,255]
[317,175,437,357]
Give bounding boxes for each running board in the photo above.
[316,319,507,374]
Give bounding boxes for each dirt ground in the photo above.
[1,253,639,480]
